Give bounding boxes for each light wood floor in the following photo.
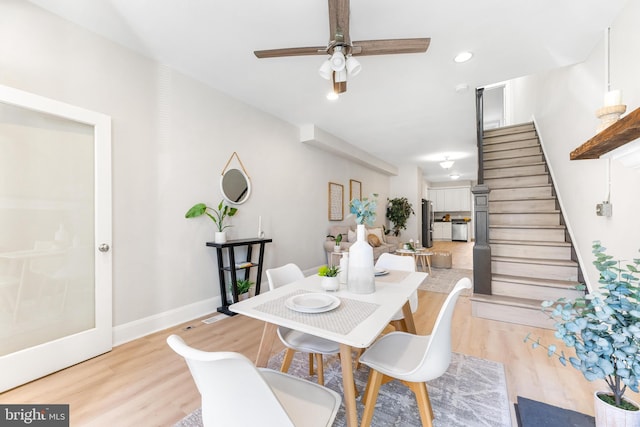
[2,241,632,426]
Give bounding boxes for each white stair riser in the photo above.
[492,260,578,281]
[471,300,555,329]
[490,199,557,212]
[485,164,547,179]
[485,175,549,188]
[484,154,543,169]
[491,243,572,260]
[490,212,560,226]
[484,131,538,144]
[490,227,566,242]
[491,280,583,301]
[489,186,552,200]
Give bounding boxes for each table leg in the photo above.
[339,343,358,427]
[255,322,278,367]
[401,301,417,334]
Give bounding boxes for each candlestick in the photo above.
[604,89,622,107]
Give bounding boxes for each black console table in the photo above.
[206,237,272,316]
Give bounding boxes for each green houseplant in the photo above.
[525,241,640,423]
[185,200,238,243]
[235,279,253,295]
[386,197,415,236]
[318,265,340,291]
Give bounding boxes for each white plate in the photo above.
[374,268,388,276]
[286,294,341,313]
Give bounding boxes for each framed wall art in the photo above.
[349,179,362,202]
[328,182,343,221]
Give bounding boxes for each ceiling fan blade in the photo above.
[328,0,350,44]
[254,46,327,58]
[351,38,431,56]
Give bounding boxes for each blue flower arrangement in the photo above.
[349,193,378,226]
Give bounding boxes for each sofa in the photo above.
[324,225,401,263]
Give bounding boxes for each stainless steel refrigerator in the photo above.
[421,199,434,248]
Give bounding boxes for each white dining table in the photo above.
[229,270,427,427]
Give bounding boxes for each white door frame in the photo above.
[0,84,112,392]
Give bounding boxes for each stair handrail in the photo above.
[476,87,485,184]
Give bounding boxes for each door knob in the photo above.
[98,243,110,252]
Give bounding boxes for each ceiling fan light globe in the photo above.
[346,56,361,76]
[330,51,346,71]
[319,59,333,80]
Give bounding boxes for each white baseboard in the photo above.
[112,296,220,347]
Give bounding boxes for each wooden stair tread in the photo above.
[484,161,545,170]
[471,293,544,309]
[483,140,540,151]
[490,210,560,214]
[490,239,571,247]
[492,256,577,267]
[492,274,580,289]
[490,224,565,229]
[488,183,555,190]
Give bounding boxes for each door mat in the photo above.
[515,396,595,427]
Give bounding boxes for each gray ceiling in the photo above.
[28,0,629,182]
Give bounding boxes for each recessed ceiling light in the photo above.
[450,173,461,180]
[454,51,473,63]
[326,92,339,101]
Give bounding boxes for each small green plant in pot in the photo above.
[236,279,253,295]
[185,200,238,243]
[525,241,640,421]
[386,197,415,237]
[318,265,340,291]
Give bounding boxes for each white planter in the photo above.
[594,391,640,427]
[321,276,340,291]
[214,231,227,244]
[347,224,375,294]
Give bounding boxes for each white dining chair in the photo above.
[358,277,472,427]
[375,253,418,332]
[266,263,341,385]
[167,334,341,427]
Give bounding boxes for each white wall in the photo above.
[510,0,640,288]
[0,1,391,336]
[389,165,422,243]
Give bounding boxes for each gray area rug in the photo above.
[174,349,510,427]
[419,267,474,294]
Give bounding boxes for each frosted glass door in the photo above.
[0,85,112,392]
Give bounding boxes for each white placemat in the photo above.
[254,290,380,335]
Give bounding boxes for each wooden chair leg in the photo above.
[315,353,324,385]
[406,381,434,427]
[281,348,296,373]
[391,319,408,332]
[360,369,384,427]
[308,353,314,376]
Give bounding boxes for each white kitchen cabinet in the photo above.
[433,222,452,240]
[428,187,471,212]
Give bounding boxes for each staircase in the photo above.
[470,123,584,329]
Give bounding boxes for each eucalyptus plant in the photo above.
[185,200,238,232]
[349,193,378,226]
[386,197,415,236]
[524,241,640,410]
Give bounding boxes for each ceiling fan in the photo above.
[253,0,430,95]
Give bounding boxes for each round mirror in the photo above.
[220,168,251,204]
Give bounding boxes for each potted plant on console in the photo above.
[185,200,238,243]
[525,241,640,426]
[235,279,253,301]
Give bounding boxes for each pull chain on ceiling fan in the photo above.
[253,0,430,95]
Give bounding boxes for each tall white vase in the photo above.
[347,224,375,294]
